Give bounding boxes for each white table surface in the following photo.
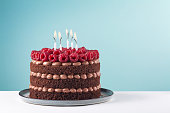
[0,91,170,113]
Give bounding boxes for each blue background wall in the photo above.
[0,0,170,91]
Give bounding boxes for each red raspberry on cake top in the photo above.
[79,54,87,62]
[40,52,50,61]
[53,49,61,55]
[64,49,72,55]
[86,51,94,61]
[31,50,36,60]
[69,53,79,62]
[35,51,41,61]
[48,54,58,62]
[59,53,69,62]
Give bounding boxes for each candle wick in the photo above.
[53,37,56,41]
[74,38,77,43]
[60,37,62,43]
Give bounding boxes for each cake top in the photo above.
[31,47,99,63]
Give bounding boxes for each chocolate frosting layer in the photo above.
[30,62,100,75]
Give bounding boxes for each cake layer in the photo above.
[30,76,100,89]
[30,62,100,75]
[29,88,101,100]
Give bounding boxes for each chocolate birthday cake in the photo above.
[29,30,101,100]
[29,46,101,100]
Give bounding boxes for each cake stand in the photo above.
[19,88,113,106]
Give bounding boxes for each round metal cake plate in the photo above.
[19,88,113,106]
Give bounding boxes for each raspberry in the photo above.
[47,49,53,54]
[95,50,99,59]
[79,54,87,62]
[59,53,68,62]
[76,47,87,54]
[76,49,83,54]
[53,49,61,55]
[48,54,58,62]
[86,52,94,61]
[41,48,53,54]
[69,53,79,62]
[35,51,41,61]
[92,51,97,59]
[31,50,36,60]
[31,54,36,60]
[40,52,50,61]
[65,49,72,55]
[79,47,87,53]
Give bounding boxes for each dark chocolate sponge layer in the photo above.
[30,76,100,89]
[29,88,101,100]
[30,62,100,75]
